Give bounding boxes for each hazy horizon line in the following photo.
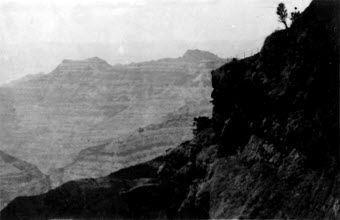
[0,38,266,86]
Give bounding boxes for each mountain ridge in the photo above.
[0,49,227,208]
[182,49,221,62]
[1,0,338,219]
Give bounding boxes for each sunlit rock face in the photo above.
[0,50,226,176]
[0,150,50,210]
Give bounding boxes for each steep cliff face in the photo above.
[1,0,339,219]
[0,151,50,211]
[211,0,339,165]
[0,50,226,174]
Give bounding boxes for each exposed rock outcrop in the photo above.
[1,0,339,219]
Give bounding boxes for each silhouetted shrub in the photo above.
[290,7,301,24]
[277,3,301,28]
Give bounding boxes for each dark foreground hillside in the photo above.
[1,0,339,219]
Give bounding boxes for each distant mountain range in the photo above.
[1,0,338,219]
[0,49,227,206]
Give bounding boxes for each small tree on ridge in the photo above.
[277,3,288,29]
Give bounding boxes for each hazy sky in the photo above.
[0,0,312,84]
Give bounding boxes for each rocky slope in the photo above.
[1,0,339,219]
[0,50,226,174]
[49,102,205,187]
[0,150,50,211]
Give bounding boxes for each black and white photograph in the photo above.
[0,0,339,219]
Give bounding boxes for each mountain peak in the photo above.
[61,57,109,65]
[86,57,108,64]
[182,49,220,61]
[56,57,111,73]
